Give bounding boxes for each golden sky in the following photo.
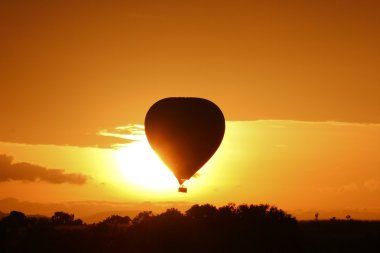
[1,0,380,220]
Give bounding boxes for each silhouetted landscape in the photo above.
[1,203,380,253]
[2,1,380,252]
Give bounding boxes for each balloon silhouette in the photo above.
[145,97,225,192]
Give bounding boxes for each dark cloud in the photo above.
[0,154,87,185]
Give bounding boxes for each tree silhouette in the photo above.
[2,211,27,228]
[131,210,153,225]
[186,204,218,220]
[2,204,379,253]
[51,211,82,225]
[100,215,131,225]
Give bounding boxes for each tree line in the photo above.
[1,203,379,252]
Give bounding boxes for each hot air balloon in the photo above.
[145,97,225,193]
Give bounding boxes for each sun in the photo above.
[114,139,179,190]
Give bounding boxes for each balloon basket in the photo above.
[178,186,187,193]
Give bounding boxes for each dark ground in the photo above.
[1,204,379,253]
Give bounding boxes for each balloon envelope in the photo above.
[145,97,225,185]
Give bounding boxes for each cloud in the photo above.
[0,130,136,149]
[98,124,146,144]
[319,180,380,194]
[0,154,87,185]
[363,180,380,191]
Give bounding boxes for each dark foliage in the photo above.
[0,204,379,252]
[299,220,380,252]
[51,211,83,225]
[98,215,131,226]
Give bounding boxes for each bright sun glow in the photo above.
[115,139,179,191]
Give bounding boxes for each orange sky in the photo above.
[1,0,380,220]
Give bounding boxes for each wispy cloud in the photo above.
[319,180,380,194]
[98,124,146,144]
[0,154,87,185]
